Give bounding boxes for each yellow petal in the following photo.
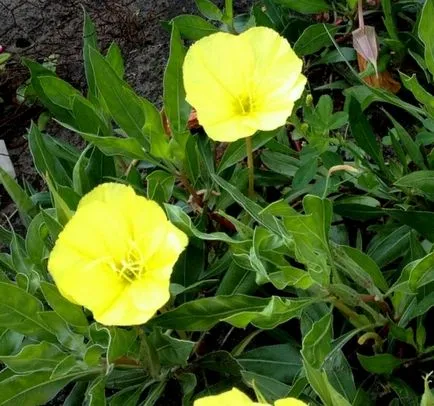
[145,222,189,274]
[183,27,306,142]
[95,276,171,326]
[204,115,258,142]
[194,388,254,406]
[241,27,306,129]
[49,246,126,317]
[48,182,188,326]
[274,399,307,406]
[52,202,130,262]
[78,182,137,210]
[183,31,256,142]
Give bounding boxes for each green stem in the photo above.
[246,136,255,198]
[137,327,160,379]
[225,0,233,20]
[224,0,235,32]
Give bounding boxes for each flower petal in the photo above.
[95,276,170,326]
[183,31,256,141]
[194,388,254,406]
[78,182,137,210]
[274,399,307,406]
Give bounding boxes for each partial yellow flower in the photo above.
[193,388,307,406]
[48,183,188,326]
[194,388,255,406]
[183,26,306,142]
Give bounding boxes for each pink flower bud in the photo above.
[0,45,4,53]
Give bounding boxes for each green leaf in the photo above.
[282,195,332,285]
[195,0,223,20]
[88,46,150,147]
[40,282,88,328]
[0,167,37,225]
[164,25,190,136]
[384,109,426,170]
[0,369,101,405]
[106,42,125,79]
[150,329,194,367]
[348,98,387,175]
[23,59,75,125]
[261,150,300,178]
[211,174,280,234]
[164,203,245,245]
[386,210,434,242]
[303,361,352,406]
[407,252,434,291]
[301,312,332,369]
[37,311,86,353]
[108,384,146,406]
[237,344,302,384]
[292,159,318,189]
[0,329,23,356]
[0,342,67,373]
[172,15,218,41]
[399,72,434,117]
[294,24,340,56]
[45,176,74,226]
[146,170,175,204]
[151,295,315,331]
[0,225,13,246]
[28,123,71,186]
[218,130,280,173]
[357,353,403,374]
[217,262,257,295]
[79,133,146,160]
[274,0,330,13]
[333,245,387,295]
[241,370,291,402]
[197,350,242,376]
[85,376,107,406]
[419,0,434,77]
[0,282,55,341]
[82,10,98,99]
[395,171,434,199]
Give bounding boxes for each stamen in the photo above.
[109,240,147,283]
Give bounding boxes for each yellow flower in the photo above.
[48,183,188,326]
[193,388,307,406]
[183,27,306,142]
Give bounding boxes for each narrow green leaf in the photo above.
[40,282,88,328]
[419,0,434,77]
[294,24,340,56]
[0,167,37,224]
[28,123,71,186]
[164,25,190,135]
[357,353,403,374]
[0,342,67,373]
[274,0,330,13]
[348,98,386,174]
[195,0,223,20]
[172,15,218,40]
[0,369,101,405]
[0,282,55,341]
[151,295,314,331]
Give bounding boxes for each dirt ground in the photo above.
[0,0,250,220]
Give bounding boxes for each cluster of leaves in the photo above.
[2,0,434,404]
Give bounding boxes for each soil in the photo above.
[0,0,250,221]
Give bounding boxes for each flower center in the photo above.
[111,241,147,283]
[237,93,255,115]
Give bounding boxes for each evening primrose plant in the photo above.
[2,0,434,405]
